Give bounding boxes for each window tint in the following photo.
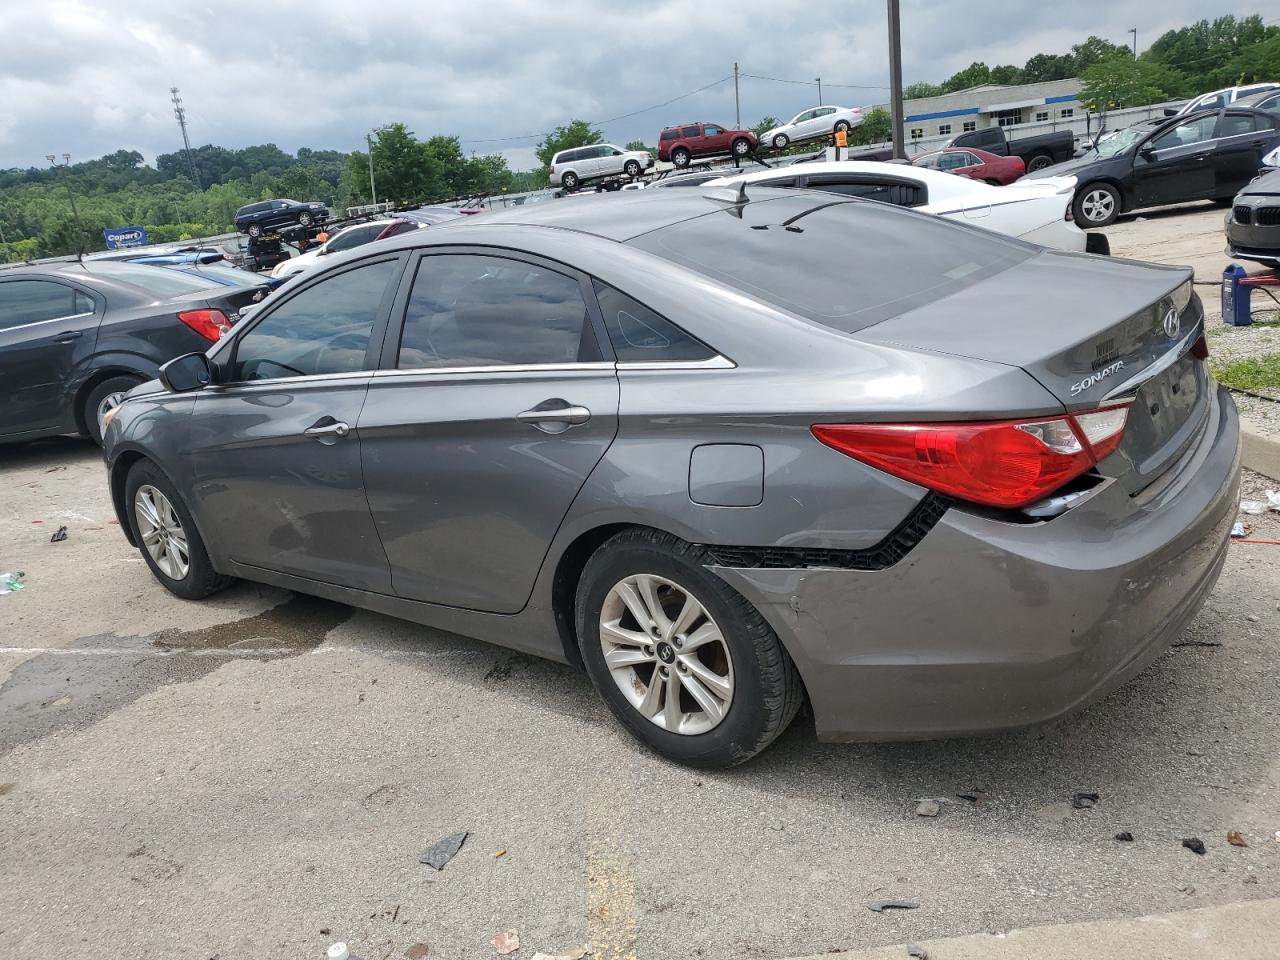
[1150,115,1217,150]
[704,125,723,136]
[793,110,814,123]
[629,195,1032,334]
[682,125,701,138]
[938,152,969,171]
[398,254,593,368]
[232,259,396,381]
[1217,114,1255,137]
[327,224,382,252]
[660,130,679,141]
[0,280,86,329]
[593,281,714,362]
[88,262,218,297]
[913,154,940,169]
[803,176,926,206]
[815,107,836,118]
[75,290,94,313]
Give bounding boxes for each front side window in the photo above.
[704,125,723,136]
[398,254,593,369]
[326,225,381,253]
[0,280,88,329]
[793,110,814,124]
[231,259,396,381]
[593,281,714,362]
[1149,115,1217,151]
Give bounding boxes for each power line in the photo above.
[741,72,889,90]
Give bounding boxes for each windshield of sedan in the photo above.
[630,194,1033,333]
[1090,124,1156,157]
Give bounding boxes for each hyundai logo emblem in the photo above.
[1162,307,1179,340]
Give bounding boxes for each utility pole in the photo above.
[46,153,85,254]
[815,77,823,105]
[366,133,378,206]
[1129,28,1137,59]
[887,0,906,159]
[734,62,741,129]
[170,87,201,189]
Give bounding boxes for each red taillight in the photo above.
[1065,202,1074,222]
[549,164,555,174]
[812,402,1131,509]
[177,308,230,342]
[1191,333,1209,359]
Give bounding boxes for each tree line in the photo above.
[2,13,1276,260]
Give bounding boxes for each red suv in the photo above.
[657,122,758,167]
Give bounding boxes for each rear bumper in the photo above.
[1018,218,1087,252]
[713,386,1241,741]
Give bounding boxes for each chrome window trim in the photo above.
[618,356,736,370]
[375,361,615,379]
[208,370,372,391]
[0,309,96,333]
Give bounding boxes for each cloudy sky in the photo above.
[0,0,1269,172]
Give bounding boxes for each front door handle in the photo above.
[55,331,82,343]
[516,401,591,433]
[303,419,350,444]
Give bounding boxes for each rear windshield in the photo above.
[628,194,1034,333]
[87,262,221,298]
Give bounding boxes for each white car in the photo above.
[1171,82,1280,116]
[270,219,414,280]
[707,161,1086,251]
[548,144,654,191]
[762,106,864,151]
[1262,144,1280,169]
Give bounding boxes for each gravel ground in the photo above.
[1,433,1278,960]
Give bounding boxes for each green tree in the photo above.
[535,120,603,169]
[1070,36,1131,72]
[624,139,655,157]
[369,122,436,203]
[1078,54,1171,114]
[849,107,892,146]
[903,82,943,99]
[941,62,992,93]
[989,64,1023,85]
[1021,52,1076,83]
[751,116,782,138]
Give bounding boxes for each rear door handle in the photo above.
[303,419,350,443]
[516,401,591,433]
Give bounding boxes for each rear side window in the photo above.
[660,130,679,141]
[0,280,88,329]
[682,125,701,138]
[1218,113,1256,137]
[629,195,1032,334]
[231,259,396,380]
[593,281,714,362]
[398,254,596,368]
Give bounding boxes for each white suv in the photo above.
[548,144,654,190]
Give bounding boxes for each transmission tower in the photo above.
[170,86,202,189]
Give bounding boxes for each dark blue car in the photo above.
[233,198,328,238]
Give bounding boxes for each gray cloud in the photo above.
[0,0,1266,172]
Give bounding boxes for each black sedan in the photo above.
[234,198,328,238]
[1026,107,1280,227]
[0,261,265,445]
[1226,167,1280,266]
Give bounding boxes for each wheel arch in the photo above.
[108,447,149,547]
[71,366,150,436]
[1077,177,1130,212]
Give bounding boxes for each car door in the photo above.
[1210,111,1280,197]
[1131,113,1219,206]
[0,277,98,437]
[357,248,620,614]
[788,110,816,138]
[701,124,730,154]
[184,255,404,591]
[808,107,837,136]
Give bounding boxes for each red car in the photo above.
[912,146,1025,185]
[657,122,758,167]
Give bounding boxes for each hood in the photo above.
[1239,168,1280,197]
[273,250,319,276]
[1023,153,1113,181]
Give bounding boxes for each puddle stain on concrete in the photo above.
[0,595,351,757]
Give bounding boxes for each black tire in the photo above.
[561,171,580,190]
[731,138,752,158]
[83,375,143,446]
[247,223,262,238]
[1073,182,1121,228]
[834,120,852,135]
[624,159,642,178]
[671,147,691,168]
[772,133,790,151]
[576,528,804,768]
[125,459,233,600]
[298,211,313,227]
[1025,152,1054,173]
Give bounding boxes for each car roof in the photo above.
[1233,89,1280,107]
[708,159,984,190]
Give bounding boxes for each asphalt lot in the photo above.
[3,205,1280,959]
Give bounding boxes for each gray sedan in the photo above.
[101,187,1240,767]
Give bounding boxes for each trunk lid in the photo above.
[168,283,268,323]
[856,250,1208,487]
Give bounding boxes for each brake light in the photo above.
[549,164,555,175]
[812,402,1131,509]
[177,308,230,342]
[1065,202,1074,222]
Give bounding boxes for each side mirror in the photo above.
[1138,146,1156,161]
[159,352,212,393]
[612,150,623,156]
[1163,107,1178,117]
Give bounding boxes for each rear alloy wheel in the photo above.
[834,120,852,135]
[624,159,642,178]
[561,171,580,190]
[1074,183,1121,227]
[125,460,233,600]
[576,528,803,767]
[298,211,314,227]
[247,223,262,238]
[671,147,691,168]
[84,375,142,446]
[1025,152,1054,173]
[772,133,790,150]
[732,138,752,158]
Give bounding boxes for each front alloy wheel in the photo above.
[134,484,190,581]
[600,574,734,735]
[1075,183,1120,226]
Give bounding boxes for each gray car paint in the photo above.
[1225,167,1280,265]
[104,188,1239,740]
